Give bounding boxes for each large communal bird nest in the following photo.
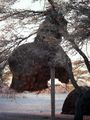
[8,9,69,92]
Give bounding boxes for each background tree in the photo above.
[0,0,90,81]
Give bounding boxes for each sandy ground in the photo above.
[0,92,68,114]
[0,86,68,119]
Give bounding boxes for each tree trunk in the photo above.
[63,32,90,73]
[71,41,90,73]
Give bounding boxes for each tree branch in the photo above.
[0,10,45,21]
[48,0,56,11]
[63,32,90,73]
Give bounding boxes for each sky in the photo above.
[12,0,71,10]
[12,0,45,10]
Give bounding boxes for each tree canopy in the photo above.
[0,0,90,79]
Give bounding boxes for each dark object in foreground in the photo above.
[62,87,90,120]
